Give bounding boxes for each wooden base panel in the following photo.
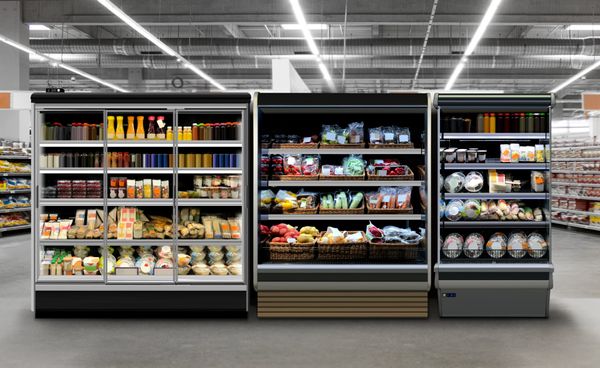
[258,291,428,318]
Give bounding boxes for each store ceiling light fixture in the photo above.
[29,25,51,31]
[567,24,600,31]
[0,33,128,92]
[444,0,502,90]
[288,0,335,90]
[96,0,226,91]
[549,58,600,93]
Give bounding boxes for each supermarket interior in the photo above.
[1,0,600,367]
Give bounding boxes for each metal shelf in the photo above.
[177,199,242,206]
[0,155,30,160]
[107,168,172,174]
[0,207,30,214]
[552,220,600,231]
[261,214,424,221]
[178,141,242,148]
[552,182,600,188]
[442,133,548,140]
[264,180,423,187]
[443,192,548,200]
[178,168,242,175]
[0,172,31,176]
[552,157,600,162]
[107,199,174,206]
[40,141,103,148]
[107,140,173,147]
[444,160,549,170]
[40,169,102,175]
[40,239,104,246]
[0,224,30,232]
[177,275,244,284]
[107,239,174,246]
[552,170,600,175]
[39,199,103,207]
[177,239,242,246]
[551,208,598,216]
[552,194,600,201]
[0,189,31,194]
[264,148,423,155]
[442,220,549,228]
[37,275,104,283]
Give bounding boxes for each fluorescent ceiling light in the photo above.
[567,25,600,31]
[97,0,225,91]
[549,59,600,93]
[281,23,327,30]
[29,25,50,31]
[288,0,335,90]
[444,0,502,90]
[0,33,128,92]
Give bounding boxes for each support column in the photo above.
[271,59,310,93]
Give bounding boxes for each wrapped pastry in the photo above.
[71,257,83,275]
[178,265,191,275]
[486,232,507,258]
[208,251,225,264]
[464,233,484,258]
[82,256,100,275]
[442,233,463,258]
[527,232,548,258]
[207,246,224,253]
[507,232,528,258]
[225,245,239,253]
[209,262,228,276]
[178,253,192,267]
[191,262,210,276]
[227,262,242,276]
[157,245,172,259]
[73,245,90,258]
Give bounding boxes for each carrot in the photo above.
[376,194,383,209]
[391,194,397,208]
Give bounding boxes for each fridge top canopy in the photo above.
[434,93,554,109]
[256,93,429,107]
[31,92,251,105]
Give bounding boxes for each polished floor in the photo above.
[1,227,598,368]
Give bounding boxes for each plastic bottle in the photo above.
[489,113,496,133]
[156,116,166,139]
[107,116,116,140]
[177,127,183,141]
[147,116,156,139]
[526,113,534,132]
[126,116,135,139]
[539,113,546,133]
[476,114,484,133]
[519,113,526,133]
[115,116,125,140]
[533,113,541,132]
[504,113,511,133]
[192,124,199,140]
[136,116,145,140]
[166,127,173,140]
[483,113,490,133]
[183,126,192,141]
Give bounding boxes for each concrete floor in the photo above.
[0,227,598,368]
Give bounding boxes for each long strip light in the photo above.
[549,59,600,94]
[97,0,225,91]
[0,33,128,92]
[444,0,502,90]
[289,0,335,90]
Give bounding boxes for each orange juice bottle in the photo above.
[106,116,115,140]
[483,113,489,133]
[135,116,145,139]
[126,116,135,139]
[489,113,496,134]
[115,116,125,140]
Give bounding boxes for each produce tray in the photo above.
[318,174,365,181]
[369,143,415,149]
[367,166,414,181]
[366,207,414,214]
[283,204,319,215]
[319,143,366,149]
[279,175,319,181]
[318,203,364,215]
[368,241,424,261]
[268,241,316,262]
[272,142,319,149]
[317,231,368,260]
[260,143,271,148]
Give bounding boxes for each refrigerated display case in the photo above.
[32,93,250,316]
[0,150,31,235]
[434,94,553,317]
[253,93,431,318]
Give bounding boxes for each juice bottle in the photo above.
[136,116,145,139]
[519,113,526,133]
[489,113,496,133]
[116,116,125,140]
[126,116,135,139]
[476,113,484,133]
[166,127,173,140]
[183,126,192,141]
[156,116,166,139]
[526,113,534,132]
[483,113,490,133]
[147,116,156,139]
[107,116,116,140]
[177,127,183,141]
[504,113,511,133]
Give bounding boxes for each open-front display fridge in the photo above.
[32,93,250,316]
[253,93,431,318]
[434,94,553,317]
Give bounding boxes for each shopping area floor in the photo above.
[0,227,598,368]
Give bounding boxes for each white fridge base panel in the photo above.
[437,288,550,317]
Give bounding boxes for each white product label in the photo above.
[383,195,391,203]
[334,167,344,175]
[337,135,347,144]
[287,156,296,165]
[305,157,313,165]
[322,167,331,176]
[326,132,336,141]
[371,132,381,141]
[303,136,312,143]
[399,134,409,143]
[384,133,395,141]
[351,135,361,143]
[449,207,459,216]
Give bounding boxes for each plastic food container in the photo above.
[477,149,487,163]
[464,171,484,193]
[456,149,467,163]
[467,148,478,163]
[442,233,463,258]
[444,148,457,163]
[527,232,548,258]
[462,199,481,220]
[445,200,464,221]
[508,232,528,258]
[486,232,507,258]
[443,172,465,193]
[464,233,484,258]
[439,200,446,219]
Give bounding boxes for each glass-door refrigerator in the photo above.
[434,93,553,317]
[32,93,250,316]
[253,93,432,317]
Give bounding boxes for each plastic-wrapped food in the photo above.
[283,154,302,176]
[321,124,342,145]
[464,171,484,193]
[348,121,364,144]
[527,232,548,258]
[462,199,481,220]
[419,182,427,210]
[443,172,465,193]
[382,226,424,244]
[507,232,528,258]
[382,126,396,143]
[369,127,383,144]
[301,155,320,175]
[396,127,411,143]
[486,232,507,258]
[445,199,464,222]
[531,171,545,193]
[439,200,446,219]
[464,233,484,258]
[442,233,463,258]
[191,262,210,275]
[343,155,366,176]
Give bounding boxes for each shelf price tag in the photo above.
[302,137,312,143]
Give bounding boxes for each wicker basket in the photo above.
[367,166,414,181]
[369,142,415,149]
[320,142,366,149]
[283,204,319,215]
[368,242,423,261]
[272,142,319,149]
[366,206,414,214]
[318,174,365,181]
[268,240,316,262]
[280,174,319,181]
[318,203,365,215]
[317,231,368,260]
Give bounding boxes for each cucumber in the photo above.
[349,192,363,209]
[340,192,348,209]
[335,193,342,209]
[327,194,334,209]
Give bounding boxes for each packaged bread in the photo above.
[228,218,241,239]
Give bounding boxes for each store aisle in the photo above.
[0,228,598,368]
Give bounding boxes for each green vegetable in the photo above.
[349,192,363,208]
[335,193,342,209]
[327,194,334,209]
[340,192,348,209]
[344,155,365,176]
